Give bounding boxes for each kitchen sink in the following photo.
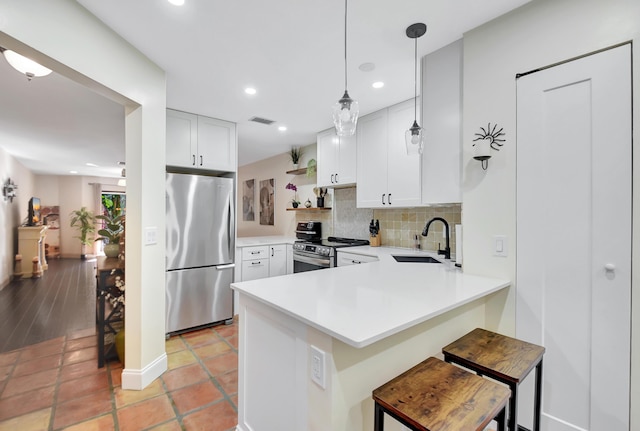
[392,255,442,263]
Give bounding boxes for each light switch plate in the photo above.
[144,227,158,245]
[493,235,507,257]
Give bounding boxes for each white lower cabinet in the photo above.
[238,243,293,281]
[337,251,379,267]
[269,244,287,277]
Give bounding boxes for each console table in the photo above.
[96,256,124,368]
[17,225,48,278]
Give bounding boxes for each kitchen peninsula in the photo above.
[231,251,510,431]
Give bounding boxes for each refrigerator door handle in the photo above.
[216,263,235,270]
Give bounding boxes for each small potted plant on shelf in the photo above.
[285,182,300,208]
[69,207,96,260]
[289,146,304,169]
[96,214,125,258]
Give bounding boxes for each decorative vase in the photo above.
[115,329,125,365]
[292,202,299,208]
[292,163,299,170]
[316,197,324,208]
[304,199,312,208]
[104,243,120,258]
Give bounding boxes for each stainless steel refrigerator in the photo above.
[165,173,235,334]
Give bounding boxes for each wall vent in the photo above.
[249,116,276,125]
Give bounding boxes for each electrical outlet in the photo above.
[310,345,326,389]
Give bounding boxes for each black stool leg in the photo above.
[495,405,507,431]
[533,359,543,431]
[374,402,384,431]
[508,382,518,431]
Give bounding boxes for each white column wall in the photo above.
[461,0,640,425]
[0,0,167,389]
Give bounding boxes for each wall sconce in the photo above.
[472,123,505,170]
[3,178,18,202]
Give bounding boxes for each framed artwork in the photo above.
[242,179,255,221]
[259,178,275,226]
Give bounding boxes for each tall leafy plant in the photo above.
[69,207,96,259]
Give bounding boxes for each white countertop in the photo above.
[232,247,510,348]
[236,236,297,247]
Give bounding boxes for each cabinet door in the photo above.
[387,99,422,207]
[356,110,388,208]
[421,40,462,204]
[337,251,379,266]
[167,109,198,168]
[336,133,357,186]
[269,244,287,277]
[316,128,340,187]
[197,116,237,172]
[241,259,269,281]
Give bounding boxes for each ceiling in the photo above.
[0,0,531,178]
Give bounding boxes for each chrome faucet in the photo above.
[422,217,451,260]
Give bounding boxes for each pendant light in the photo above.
[2,49,52,81]
[332,0,358,137]
[405,23,426,155]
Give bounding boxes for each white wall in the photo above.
[237,144,317,237]
[0,147,34,288]
[0,0,167,389]
[461,0,640,425]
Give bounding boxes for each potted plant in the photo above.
[285,182,300,208]
[69,207,96,260]
[289,146,304,169]
[96,214,125,258]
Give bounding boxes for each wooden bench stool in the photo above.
[442,328,545,431]
[372,356,511,431]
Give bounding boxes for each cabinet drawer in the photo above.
[241,259,269,281]
[337,252,379,266]
[242,246,269,260]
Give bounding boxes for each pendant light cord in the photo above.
[413,36,417,122]
[344,0,348,92]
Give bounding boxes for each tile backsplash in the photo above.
[296,187,461,256]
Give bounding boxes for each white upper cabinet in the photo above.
[421,39,462,204]
[357,99,421,208]
[166,109,237,172]
[316,128,356,188]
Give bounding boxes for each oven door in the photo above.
[293,251,333,273]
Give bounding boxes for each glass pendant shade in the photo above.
[405,120,424,155]
[3,50,52,80]
[333,90,359,136]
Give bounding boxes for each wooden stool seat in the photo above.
[372,357,511,431]
[442,328,545,431]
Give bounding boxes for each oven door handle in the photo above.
[295,230,319,235]
[293,253,331,268]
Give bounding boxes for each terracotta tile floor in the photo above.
[0,321,238,431]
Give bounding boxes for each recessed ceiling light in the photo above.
[70,170,78,174]
[278,126,287,132]
[244,87,257,95]
[359,62,376,72]
[85,162,98,167]
[372,81,384,89]
[168,0,185,5]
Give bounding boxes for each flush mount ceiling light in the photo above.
[405,23,427,155]
[244,87,257,95]
[278,126,287,132]
[168,0,185,5]
[372,81,384,89]
[2,49,52,81]
[332,0,358,137]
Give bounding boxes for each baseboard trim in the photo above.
[121,352,167,390]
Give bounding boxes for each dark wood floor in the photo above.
[0,258,96,353]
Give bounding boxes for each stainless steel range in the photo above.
[292,221,369,273]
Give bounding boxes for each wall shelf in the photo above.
[286,207,331,211]
[286,167,308,175]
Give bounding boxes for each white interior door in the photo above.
[516,44,631,431]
